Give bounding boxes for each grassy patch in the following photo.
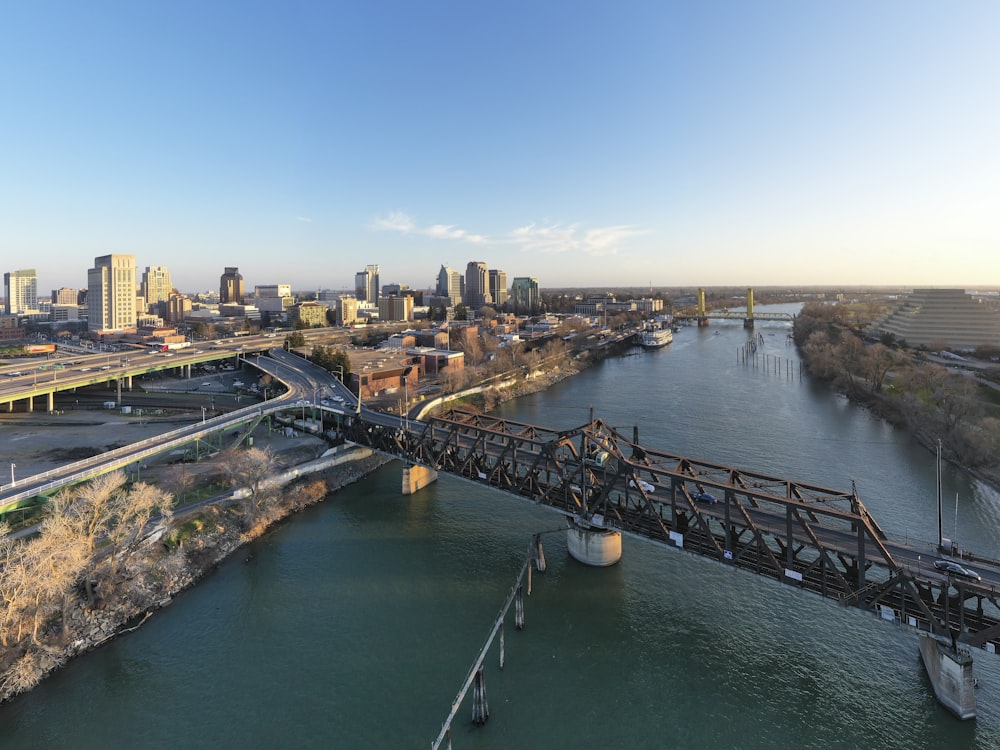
[165,513,218,548]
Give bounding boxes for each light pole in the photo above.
[9,463,14,487]
[401,365,413,431]
[201,406,206,424]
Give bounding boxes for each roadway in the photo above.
[0,335,285,411]
[0,348,328,511]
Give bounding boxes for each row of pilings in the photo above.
[737,333,801,379]
[431,533,549,750]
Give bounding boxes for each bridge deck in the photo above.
[344,407,1000,652]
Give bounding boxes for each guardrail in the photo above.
[0,402,299,511]
[0,355,304,511]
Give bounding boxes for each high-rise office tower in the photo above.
[464,261,491,308]
[142,266,173,307]
[436,264,464,305]
[355,264,380,304]
[511,277,541,314]
[87,254,137,332]
[488,269,508,309]
[4,269,38,314]
[220,267,245,304]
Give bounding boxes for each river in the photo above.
[2,305,999,749]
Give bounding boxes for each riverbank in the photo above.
[0,445,392,703]
[792,303,1000,495]
[0,339,608,703]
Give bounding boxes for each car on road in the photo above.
[933,559,982,581]
[692,492,718,504]
[629,479,655,493]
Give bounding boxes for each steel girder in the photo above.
[339,408,1000,651]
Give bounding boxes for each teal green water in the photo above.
[2,309,998,748]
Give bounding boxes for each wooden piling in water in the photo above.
[515,584,525,630]
[431,550,538,750]
[471,667,489,725]
[534,534,547,573]
[499,621,505,670]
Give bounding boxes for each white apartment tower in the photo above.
[88,254,137,333]
[4,268,38,315]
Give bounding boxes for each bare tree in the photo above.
[0,526,32,647]
[862,343,899,393]
[25,518,88,643]
[103,482,172,578]
[45,471,170,605]
[218,447,277,527]
[162,463,195,505]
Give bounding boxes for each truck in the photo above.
[159,342,191,351]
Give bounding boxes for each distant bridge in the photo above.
[674,287,795,328]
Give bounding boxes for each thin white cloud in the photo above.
[370,210,415,233]
[369,211,486,243]
[369,212,640,254]
[509,222,644,256]
[295,216,313,223]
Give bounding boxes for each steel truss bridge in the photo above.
[343,407,1000,653]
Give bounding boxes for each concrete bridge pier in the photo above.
[401,463,438,495]
[918,634,976,719]
[566,517,622,566]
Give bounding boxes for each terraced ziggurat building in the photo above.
[872,288,1000,350]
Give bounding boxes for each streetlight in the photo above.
[401,365,413,431]
[9,463,14,487]
[201,406,206,424]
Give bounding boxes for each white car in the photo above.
[629,479,655,493]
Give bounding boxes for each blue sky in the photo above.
[3,1,999,294]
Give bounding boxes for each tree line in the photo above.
[794,302,1000,470]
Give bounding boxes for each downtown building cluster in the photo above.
[1,255,544,344]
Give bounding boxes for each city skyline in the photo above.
[4,2,999,292]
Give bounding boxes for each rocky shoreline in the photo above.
[0,450,392,703]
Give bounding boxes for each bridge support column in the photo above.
[26,394,33,413]
[47,392,54,413]
[918,635,976,719]
[401,463,438,495]
[566,517,622,566]
[743,317,754,329]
